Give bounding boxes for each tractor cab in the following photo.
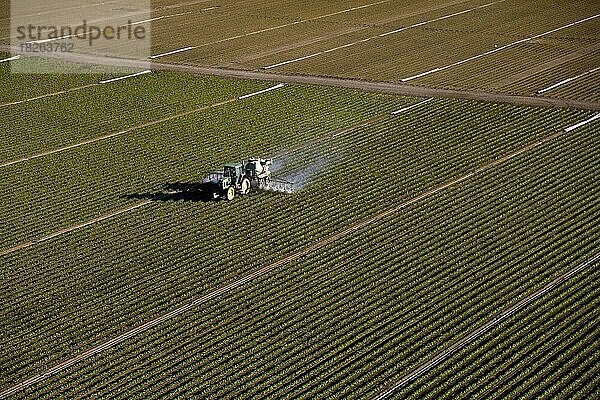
[219,162,244,193]
[223,162,243,179]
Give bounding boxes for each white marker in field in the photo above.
[536,66,600,94]
[263,0,507,70]
[130,11,193,26]
[390,98,433,115]
[238,83,286,99]
[149,46,196,59]
[99,70,152,84]
[0,55,21,63]
[402,13,600,82]
[27,33,81,44]
[564,114,600,133]
[203,0,391,51]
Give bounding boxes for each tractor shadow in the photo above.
[123,182,216,203]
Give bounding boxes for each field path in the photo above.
[1,45,599,111]
[0,125,584,398]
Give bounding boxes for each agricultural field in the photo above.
[0,0,599,399]
[12,140,599,397]
[393,265,598,399]
[2,0,600,100]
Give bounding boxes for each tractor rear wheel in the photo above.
[241,178,251,195]
[226,186,235,201]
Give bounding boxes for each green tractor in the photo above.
[206,158,272,201]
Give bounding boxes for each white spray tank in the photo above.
[246,157,272,179]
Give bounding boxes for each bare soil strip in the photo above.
[371,251,600,400]
[153,62,600,110]
[3,45,597,110]
[0,124,580,398]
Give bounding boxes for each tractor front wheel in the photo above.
[241,178,251,195]
[226,186,235,201]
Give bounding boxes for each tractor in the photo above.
[205,158,273,201]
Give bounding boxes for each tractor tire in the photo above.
[226,186,235,201]
[241,178,251,195]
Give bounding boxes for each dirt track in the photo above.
[2,45,599,111]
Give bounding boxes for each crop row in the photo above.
[548,72,600,102]
[4,120,599,397]
[0,100,594,387]
[499,50,600,100]
[0,100,588,304]
[0,71,271,161]
[265,28,494,80]
[418,42,581,91]
[249,5,597,88]
[1,95,591,250]
[393,260,598,400]
[12,142,596,398]
[0,52,139,104]
[155,0,488,68]
[0,82,414,249]
[149,0,388,56]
